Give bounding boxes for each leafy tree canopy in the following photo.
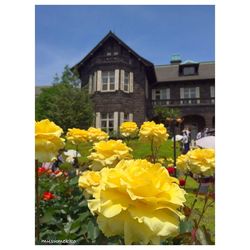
[153,106,181,123]
[36,66,94,132]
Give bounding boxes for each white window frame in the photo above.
[152,88,170,105]
[181,87,198,104]
[100,113,114,133]
[101,71,115,92]
[124,71,129,93]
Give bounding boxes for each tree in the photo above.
[35,66,94,132]
[153,106,181,123]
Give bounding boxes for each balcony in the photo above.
[152,97,215,107]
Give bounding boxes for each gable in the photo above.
[72,31,154,71]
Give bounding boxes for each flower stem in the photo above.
[187,181,201,220]
[196,192,209,228]
[35,159,40,243]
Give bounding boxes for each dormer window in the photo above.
[183,66,196,75]
[179,60,199,76]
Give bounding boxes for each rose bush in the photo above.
[35,119,215,245]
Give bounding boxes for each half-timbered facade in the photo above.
[72,31,215,136]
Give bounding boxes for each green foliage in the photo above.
[153,106,181,123]
[35,66,94,131]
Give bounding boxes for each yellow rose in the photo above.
[35,119,65,162]
[87,140,133,171]
[167,157,174,164]
[66,128,88,144]
[87,127,109,142]
[139,121,169,146]
[187,148,215,176]
[119,122,138,137]
[81,159,186,244]
[79,170,101,194]
[176,154,190,174]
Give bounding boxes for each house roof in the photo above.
[154,61,215,82]
[72,31,154,71]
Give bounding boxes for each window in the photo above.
[181,87,199,104]
[184,87,196,99]
[106,47,112,56]
[101,113,114,132]
[210,86,215,104]
[124,72,129,92]
[114,47,119,56]
[152,88,170,105]
[102,71,115,91]
[183,67,195,75]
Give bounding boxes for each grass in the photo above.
[65,138,181,161]
[65,138,215,242]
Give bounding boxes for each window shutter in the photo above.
[88,74,92,94]
[129,72,134,93]
[120,70,125,91]
[120,112,124,125]
[129,113,133,121]
[180,88,184,104]
[210,86,215,97]
[114,112,119,132]
[115,69,119,90]
[167,88,170,99]
[97,70,102,91]
[93,72,96,92]
[152,89,156,100]
[196,87,200,104]
[96,112,101,128]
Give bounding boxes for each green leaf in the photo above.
[40,208,55,224]
[179,220,193,234]
[79,224,88,235]
[78,199,88,207]
[87,221,100,241]
[69,176,79,186]
[78,211,90,221]
[64,221,72,234]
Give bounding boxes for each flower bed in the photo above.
[35,119,215,245]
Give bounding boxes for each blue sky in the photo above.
[35,5,215,86]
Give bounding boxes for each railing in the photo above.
[152,98,215,106]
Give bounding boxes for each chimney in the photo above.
[170,54,182,64]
